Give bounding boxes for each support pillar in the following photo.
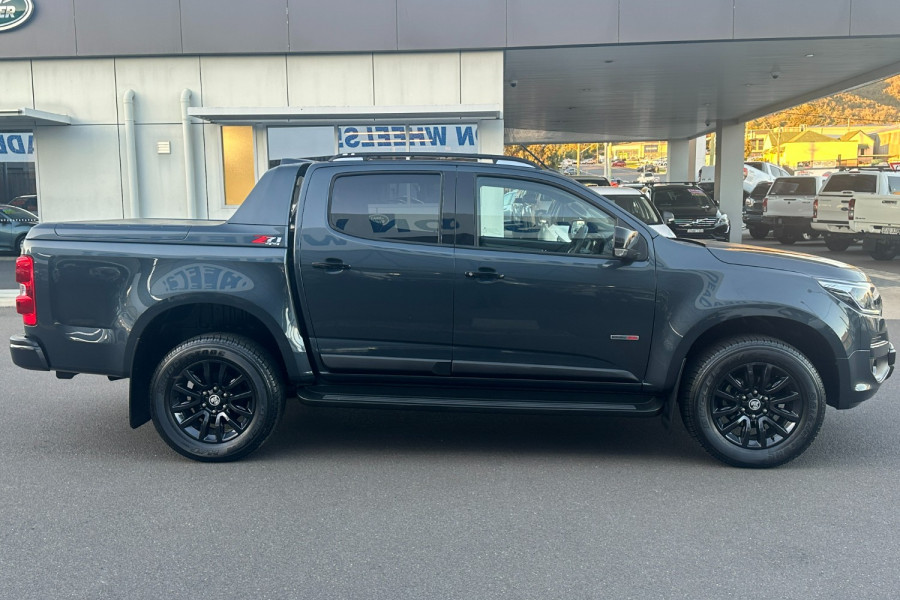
[714,121,746,243]
[666,139,690,182]
[687,135,706,181]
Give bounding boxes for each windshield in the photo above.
[770,177,817,195]
[822,173,877,193]
[597,192,662,225]
[0,205,37,220]
[749,182,771,200]
[745,161,764,171]
[652,187,713,209]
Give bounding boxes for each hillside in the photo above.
[750,74,900,128]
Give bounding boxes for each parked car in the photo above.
[10,153,894,468]
[761,175,825,245]
[585,185,675,238]
[571,174,611,187]
[700,162,790,198]
[612,159,626,167]
[649,183,729,240]
[823,167,900,260]
[0,205,38,255]
[635,172,660,185]
[810,170,885,252]
[9,194,38,216]
[743,181,773,239]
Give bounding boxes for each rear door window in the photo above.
[770,178,817,195]
[329,173,442,244]
[822,174,877,194]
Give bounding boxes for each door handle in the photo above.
[312,259,351,272]
[465,268,504,281]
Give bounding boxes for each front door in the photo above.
[452,172,656,386]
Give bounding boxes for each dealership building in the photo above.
[1,0,900,238]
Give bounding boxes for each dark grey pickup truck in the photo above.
[9,154,895,467]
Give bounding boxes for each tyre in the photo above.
[869,245,897,261]
[776,231,797,245]
[824,236,852,252]
[679,336,826,468]
[748,226,769,240]
[150,334,285,462]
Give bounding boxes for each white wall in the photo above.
[21,51,504,222]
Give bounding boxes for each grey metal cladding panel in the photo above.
[182,0,288,54]
[620,0,733,43]
[508,0,618,47]
[735,0,851,39]
[73,0,182,56]
[288,0,397,52]
[0,1,76,58]
[398,0,506,50]
[850,0,900,36]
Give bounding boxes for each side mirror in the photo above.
[613,226,648,263]
[662,211,675,225]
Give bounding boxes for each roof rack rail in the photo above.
[835,165,898,172]
[329,152,539,168]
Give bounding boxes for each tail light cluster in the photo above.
[848,198,856,221]
[742,167,748,180]
[813,198,818,219]
[15,255,36,326]
[762,197,768,213]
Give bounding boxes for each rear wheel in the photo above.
[824,235,852,252]
[680,336,826,468]
[776,230,798,245]
[150,334,285,462]
[869,244,897,261]
[748,226,769,240]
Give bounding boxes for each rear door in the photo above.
[766,177,818,219]
[451,170,656,387]
[816,173,877,228]
[297,164,456,378]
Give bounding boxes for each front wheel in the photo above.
[776,230,798,245]
[150,334,285,462]
[679,336,826,468]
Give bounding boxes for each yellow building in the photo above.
[763,130,865,168]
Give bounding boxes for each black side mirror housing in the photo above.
[613,226,649,263]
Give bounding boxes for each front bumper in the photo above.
[9,335,50,371]
[672,223,729,241]
[835,340,895,409]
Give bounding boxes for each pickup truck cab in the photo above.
[813,168,900,253]
[761,175,824,245]
[9,154,895,468]
[833,168,900,260]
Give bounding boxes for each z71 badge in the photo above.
[251,236,283,246]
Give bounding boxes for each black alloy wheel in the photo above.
[150,334,285,462]
[776,231,798,245]
[709,362,802,449]
[680,336,825,468]
[167,358,256,444]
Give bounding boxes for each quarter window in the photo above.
[477,177,617,257]
[329,173,442,244]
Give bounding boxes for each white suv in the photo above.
[821,168,900,259]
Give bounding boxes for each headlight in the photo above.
[818,279,882,316]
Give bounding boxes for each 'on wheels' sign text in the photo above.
[338,124,478,153]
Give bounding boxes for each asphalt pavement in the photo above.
[3,310,900,596]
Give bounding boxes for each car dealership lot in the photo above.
[2,303,900,598]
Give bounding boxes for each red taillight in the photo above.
[813,198,818,219]
[763,197,768,213]
[15,255,36,326]
[743,167,748,179]
[848,198,856,221]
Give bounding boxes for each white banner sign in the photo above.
[0,133,35,163]
[338,124,478,153]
